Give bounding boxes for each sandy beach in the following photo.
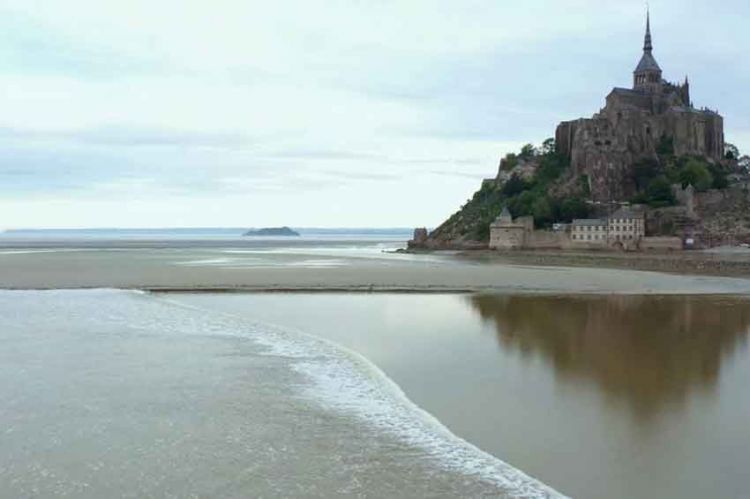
[3,242,750,294]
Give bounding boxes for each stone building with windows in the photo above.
[489,204,679,251]
[570,218,608,245]
[570,207,646,250]
[608,207,646,245]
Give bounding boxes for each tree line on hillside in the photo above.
[631,135,737,207]
[450,138,590,241]
[443,137,743,242]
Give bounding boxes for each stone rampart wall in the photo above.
[640,237,683,251]
[489,227,525,250]
[526,231,569,249]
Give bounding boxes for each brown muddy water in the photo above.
[174,292,750,499]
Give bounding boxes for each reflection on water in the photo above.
[469,294,750,419]
[173,292,750,499]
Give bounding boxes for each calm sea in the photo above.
[0,227,414,241]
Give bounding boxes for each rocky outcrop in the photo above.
[556,100,724,203]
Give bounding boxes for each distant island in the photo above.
[243,227,300,237]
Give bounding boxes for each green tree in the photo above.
[560,196,590,221]
[725,143,740,160]
[500,153,519,171]
[508,190,537,217]
[578,175,591,197]
[712,173,729,189]
[656,134,675,157]
[519,143,537,160]
[502,174,527,196]
[532,197,553,226]
[707,162,729,189]
[536,153,567,184]
[679,159,713,191]
[541,138,556,156]
[646,175,676,207]
[631,157,661,191]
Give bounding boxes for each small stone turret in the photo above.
[498,207,513,224]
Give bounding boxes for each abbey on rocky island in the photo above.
[555,12,724,202]
[412,12,748,252]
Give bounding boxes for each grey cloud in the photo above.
[261,148,386,161]
[318,169,402,181]
[0,126,253,148]
[427,170,488,180]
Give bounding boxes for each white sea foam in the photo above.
[174,257,348,268]
[153,292,567,498]
[0,249,86,255]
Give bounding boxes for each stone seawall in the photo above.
[460,250,750,278]
[526,231,569,249]
[641,237,683,251]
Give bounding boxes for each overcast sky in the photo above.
[1,0,748,229]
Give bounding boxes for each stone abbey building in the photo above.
[555,13,724,202]
[414,12,737,252]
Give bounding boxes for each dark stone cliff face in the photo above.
[556,86,724,203]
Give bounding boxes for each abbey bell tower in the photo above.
[633,11,663,92]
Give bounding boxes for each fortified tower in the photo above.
[555,12,724,202]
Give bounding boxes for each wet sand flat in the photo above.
[3,246,750,294]
[0,289,562,499]
[173,292,750,499]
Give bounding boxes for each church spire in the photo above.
[644,9,653,52]
[633,8,662,91]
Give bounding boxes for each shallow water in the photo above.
[0,290,559,498]
[175,293,750,499]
